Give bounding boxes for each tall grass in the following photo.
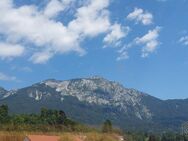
[0,131,121,141]
[59,132,120,141]
[85,133,118,141]
[0,132,24,141]
[59,133,77,141]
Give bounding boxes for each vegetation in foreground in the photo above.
[1,131,188,141]
[1,105,188,141]
[59,133,121,141]
[0,104,121,141]
[0,132,24,141]
[0,132,122,141]
[0,104,118,133]
[0,104,88,132]
[125,132,188,141]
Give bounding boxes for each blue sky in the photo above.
[0,0,188,100]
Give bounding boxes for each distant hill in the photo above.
[0,76,188,132]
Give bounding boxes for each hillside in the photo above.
[0,77,188,132]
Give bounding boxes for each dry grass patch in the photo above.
[59,132,120,141]
[0,132,24,141]
[85,133,118,141]
[59,133,79,141]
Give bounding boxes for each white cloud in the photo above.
[104,23,130,46]
[44,0,73,18]
[135,27,160,57]
[0,42,24,59]
[116,27,160,60]
[0,0,127,64]
[0,0,83,63]
[179,36,188,46]
[0,0,160,63]
[116,44,131,61]
[30,51,54,64]
[0,72,16,81]
[127,8,153,25]
[68,0,111,37]
[117,50,129,61]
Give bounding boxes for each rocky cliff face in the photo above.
[43,77,152,120]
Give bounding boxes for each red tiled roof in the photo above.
[26,135,60,141]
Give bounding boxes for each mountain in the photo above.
[0,76,187,132]
[0,87,8,99]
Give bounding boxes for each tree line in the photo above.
[0,104,114,133]
[125,132,188,141]
[0,104,81,132]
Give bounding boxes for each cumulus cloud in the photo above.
[179,36,188,46]
[0,42,24,59]
[135,27,160,57]
[0,0,86,63]
[127,8,153,25]
[0,0,129,63]
[44,0,73,18]
[68,0,111,37]
[30,51,54,64]
[116,44,132,61]
[0,0,160,63]
[104,23,130,46]
[117,49,129,61]
[0,72,16,81]
[116,27,160,60]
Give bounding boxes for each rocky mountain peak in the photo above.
[40,77,151,120]
[0,77,153,120]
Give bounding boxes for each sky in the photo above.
[0,0,188,100]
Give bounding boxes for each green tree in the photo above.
[102,119,112,133]
[0,105,9,123]
[57,110,67,124]
[11,115,25,124]
[40,108,67,125]
[149,135,156,141]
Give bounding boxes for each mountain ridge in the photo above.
[0,76,188,132]
[1,76,186,100]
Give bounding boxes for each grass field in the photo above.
[59,133,121,141]
[0,132,122,141]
